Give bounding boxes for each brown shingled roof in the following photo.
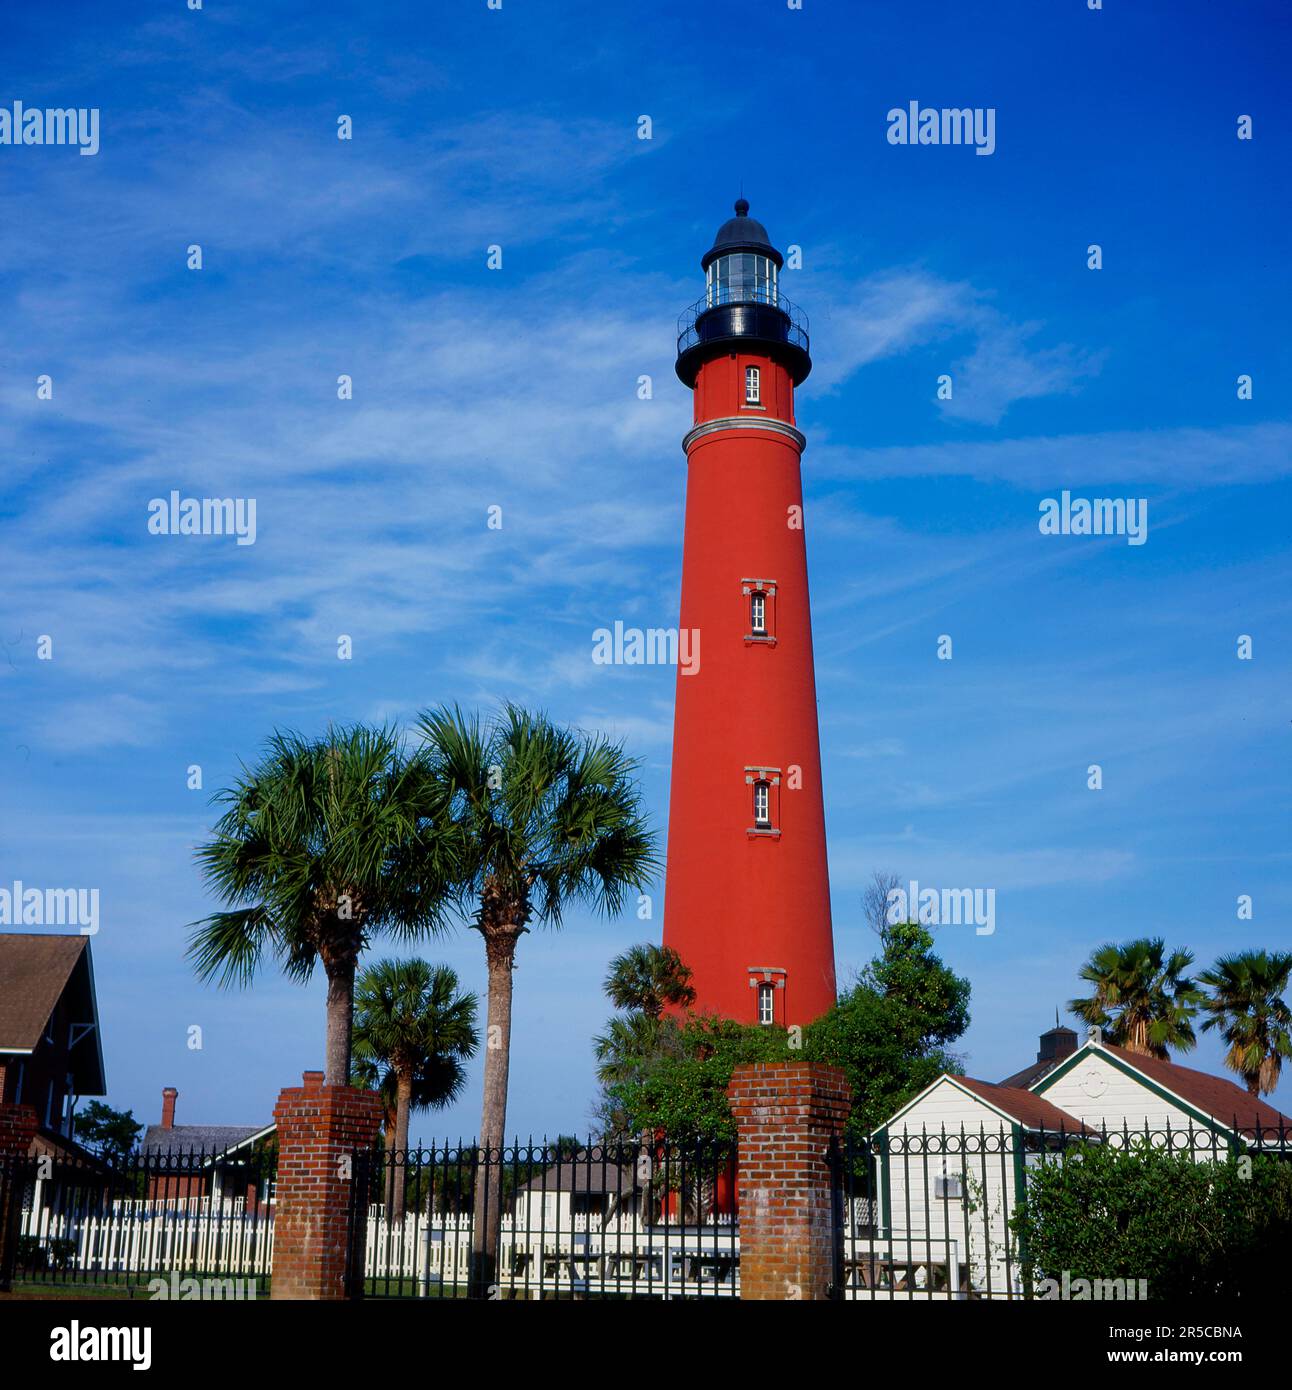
[0,933,88,1050]
[998,1058,1061,1090]
[1100,1043,1292,1139]
[953,1076,1095,1134]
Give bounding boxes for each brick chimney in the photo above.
[161,1086,178,1130]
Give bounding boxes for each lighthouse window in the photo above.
[757,982,775,1026]
[745,366,761,404]
[750,591,767,634]
[753,780,771,827]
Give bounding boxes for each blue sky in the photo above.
[1,0,1288,1142]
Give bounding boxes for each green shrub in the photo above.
[1012,1141,1292,1298]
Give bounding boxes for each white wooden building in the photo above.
[866,1028,1292,1299]
[1031,1037,1292,1149]
[869,1074,1089,1299]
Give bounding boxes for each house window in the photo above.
[934,1171,964,1200]
[745,365,761,404]
[750,591,766,635]
[757,982,775,1026]
[753,780,771,827]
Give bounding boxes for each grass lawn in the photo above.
[1,1273,271,1301]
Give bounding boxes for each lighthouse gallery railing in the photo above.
[676,290,809,359]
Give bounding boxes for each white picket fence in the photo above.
[19,1194,982,1298]
[363,1208,741,1296]
[20,1198,274,1277]
[18,1198,740,1294]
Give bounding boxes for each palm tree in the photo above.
[1069,937,1203,1059]
[1197,950,1292,1098]
[593,1010,680,1089]
[351,958,478,1220]
[603,944,696,1019]
[189,725,454,1085]
[415,704,658,1295]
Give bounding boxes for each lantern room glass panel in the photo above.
[708,253,778,308]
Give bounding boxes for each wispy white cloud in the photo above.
[806,265,1102,423]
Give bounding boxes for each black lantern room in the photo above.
[675,199,811,388]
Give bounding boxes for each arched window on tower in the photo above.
[757,981,775,1026]
[745,365,761,404]
[746,765,781,836]
[753,779,771,828]
[749,590,767,636]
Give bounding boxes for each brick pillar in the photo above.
[727,1061,851,1301]
[0,1104,38,1292]
[270,1071,382,1300]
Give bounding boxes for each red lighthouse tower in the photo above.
[663,200,836,1027]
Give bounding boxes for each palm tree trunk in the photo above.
[392,1070,413,1223]
[324,957,356,1086]
[470,922,523,1298]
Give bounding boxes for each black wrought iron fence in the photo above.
[834,1120,1292,1301]
[7,1117,1286,1304]
[356,1138,739,1300]
[0,1146,275,1297]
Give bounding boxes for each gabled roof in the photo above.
[518,1152,639,1196]
[878,1072,1093,1136]
[140,1123,274,1162]
[1034,1041,1292,1139]
[952,1077,1095,1134]
[998,1058,1061,1090]
[0,933,105,1094]
[0,933,88,1049]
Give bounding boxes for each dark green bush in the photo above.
[1012,1141,1292,1298]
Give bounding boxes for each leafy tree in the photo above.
[189,725,455,1085]
[595,919,970,1143]
[351,958,478,1220]
[603,944,695,1019]
[806,919,970,1137]
[415,704,657,1294]
[1198,949,1292,1098]
[1013,1142,1292,1298]
[1069,938,1202,1058]
[604,1015,791,1141]
[74,1101,142,1165]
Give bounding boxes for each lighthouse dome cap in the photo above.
[701,198,784,271]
